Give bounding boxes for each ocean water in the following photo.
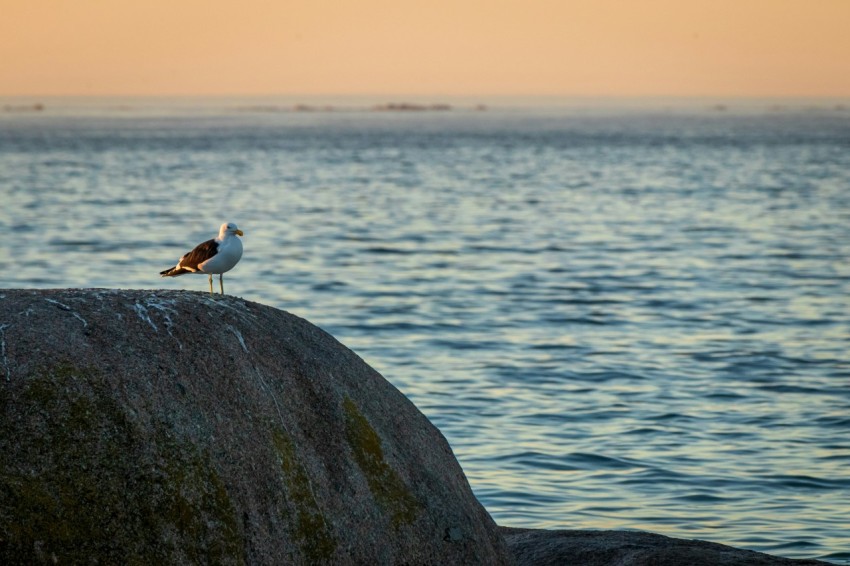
[1,98,849,562]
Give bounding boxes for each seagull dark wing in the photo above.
[178,239,219,271]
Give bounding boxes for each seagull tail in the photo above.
[160,266,191,277]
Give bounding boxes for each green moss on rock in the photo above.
[271,428,337,562]
[342,396,421,528]
[0,363,244,565]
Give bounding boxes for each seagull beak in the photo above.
[235,229,244,236]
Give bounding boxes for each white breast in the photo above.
[199,237,243,274]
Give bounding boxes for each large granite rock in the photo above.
[0,289,832,566]
[0,289,510,565]
[500,527,831,566]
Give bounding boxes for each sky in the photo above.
[1,0,849,98]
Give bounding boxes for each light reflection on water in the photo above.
[1,101,849,562]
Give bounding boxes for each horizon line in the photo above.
[2,92,850,101]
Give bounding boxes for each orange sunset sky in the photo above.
[1,0,848,98]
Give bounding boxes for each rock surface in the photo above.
[0,289,510,565]
[500,527,831,565]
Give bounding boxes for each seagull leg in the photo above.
[208,274,213,295]
[220,274,224,295]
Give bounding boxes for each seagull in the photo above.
[160,222,244,295]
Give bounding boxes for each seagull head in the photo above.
[220,222,244,238]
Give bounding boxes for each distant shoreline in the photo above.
[2,94,849,118]
[232,102,488,113]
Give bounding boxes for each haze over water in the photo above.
[1,97,849,562]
